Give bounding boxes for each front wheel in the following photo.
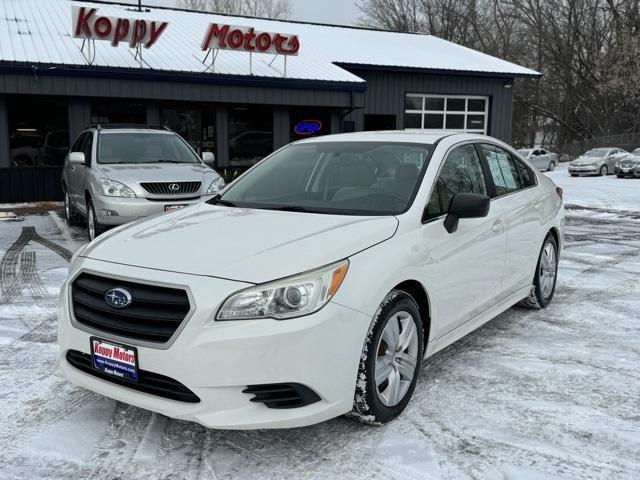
[86,199,102,241]
[599,165,608,176]
[350,291,424,424]
[518,234,559,309]
[64,190,80,226]
[547,161,556,171]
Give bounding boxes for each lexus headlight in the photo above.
[99,179,136,198]
[206,177,226,195]
[217,260,349,321]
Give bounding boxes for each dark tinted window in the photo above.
[228,105,273,167]
[82,133,93,165]
[71,133,88,153]
[426,144,487,219]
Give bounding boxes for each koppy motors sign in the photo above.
[71,6,300,55]
[72,6,169,48]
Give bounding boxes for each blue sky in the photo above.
[112,0,361,26]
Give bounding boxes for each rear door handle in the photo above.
[492,219,506,233]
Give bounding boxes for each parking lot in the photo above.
[0,167,639,480]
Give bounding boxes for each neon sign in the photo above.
[294,120,323,135]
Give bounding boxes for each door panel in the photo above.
[420,143,507,340]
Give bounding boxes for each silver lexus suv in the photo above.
[62,126,225,240]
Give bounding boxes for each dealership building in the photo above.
[0,0,538,202]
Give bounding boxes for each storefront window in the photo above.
[404,94,489,134]
[91,99,146,125]
[161,106,216,158]
[228,106,273,167]
[8,96,70,167]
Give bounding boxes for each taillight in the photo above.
[556,187,563,200]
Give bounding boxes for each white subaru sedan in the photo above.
[57,131,564,429]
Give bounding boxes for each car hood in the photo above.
[81,203,399,283]
[98,163,219,184]
[620,157,640,166]
[571,157,604,165]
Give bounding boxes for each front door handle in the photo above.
[492,219,506,233]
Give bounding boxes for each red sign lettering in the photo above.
[201,23,300,56]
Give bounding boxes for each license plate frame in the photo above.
[164,204,188,212]
[90,336,139,382]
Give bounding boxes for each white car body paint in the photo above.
[56,131,565,429]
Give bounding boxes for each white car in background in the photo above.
[517,148,558,171]
[57,131,564,429]
[568,147,629,176]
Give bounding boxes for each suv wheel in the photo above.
[599,165,608,176]
[64,190,80,226]
[86,198,101,241]
[518,234,559,309]
[350,290,424,424]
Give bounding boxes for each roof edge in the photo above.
[0,61,368,92]
[336,62,541,79]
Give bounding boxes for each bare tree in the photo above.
[180,0,291,19]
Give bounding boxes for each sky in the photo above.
[110,0,361,26]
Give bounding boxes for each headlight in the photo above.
[99,179,136,197]
[206,177,226,195]
[217,260,349,321]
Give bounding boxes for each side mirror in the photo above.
[202,151,215,166]
[68,152,85,164]
[444,193,491,234]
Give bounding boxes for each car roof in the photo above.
[97,129,175,135]
[293,130,488,145]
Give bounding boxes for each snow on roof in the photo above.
[0,0,540,85]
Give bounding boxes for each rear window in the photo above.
[98,132,199,165]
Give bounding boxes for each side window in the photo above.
[70,133,87,153]
[425,144,488,220]
[539,149,547,155]
[82,132,94,165]
[480,144,535,195]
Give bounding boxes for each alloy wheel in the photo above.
[87,204,96,240]
[539,242,557,300]
[64,192,71,222]
[600,165,607,176]
[374,311,419,407]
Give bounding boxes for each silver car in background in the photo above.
[517,148,558,171]
[62,126,225,240]
[568,147,629,177]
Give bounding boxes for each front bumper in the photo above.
[56,258,370,429]
[94,195,214,225]
[568,165,598,175]
[614,166,640,177]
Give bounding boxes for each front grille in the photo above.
[140,181,202,195]
[71,273,191,343]
[66,350,200,403]
[243,383,321,409]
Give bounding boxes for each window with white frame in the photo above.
[404,94,489,134]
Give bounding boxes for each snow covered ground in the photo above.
[0,172,639,480]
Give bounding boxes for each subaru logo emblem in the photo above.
[105,288,133,309]
[168,183,180,192]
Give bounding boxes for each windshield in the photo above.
[583,149,609,158]
[98,132,200,165]
[214,142,433,215]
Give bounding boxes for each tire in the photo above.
[64,189,80,227]
[599,165,607,176]
[570,174,578,177]
[86,198,102,241]
[350,290,424,424]
[547,161,555,171]
[518,234,559,309]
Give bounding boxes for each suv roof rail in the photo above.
[91,124,174,131]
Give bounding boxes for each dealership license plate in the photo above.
[165,204,188,212]
[90,337,138,382]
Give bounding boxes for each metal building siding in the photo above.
[348,68,515,142]
[0,73,355,108]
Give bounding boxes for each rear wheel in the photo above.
[350,291,424,424]
[547,161,555,171]
[599,165,608,176]
[518,234,559,309]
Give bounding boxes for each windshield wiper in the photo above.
[208,195,238,207]
[259,205,318,213]
[156,159,185,164]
